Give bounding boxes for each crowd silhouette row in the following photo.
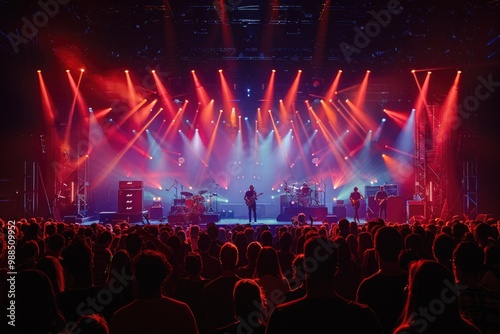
[1,215,500,334]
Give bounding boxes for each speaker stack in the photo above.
[406,200,425,222]
[118,181,143,214]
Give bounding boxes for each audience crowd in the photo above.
[1,214,500,333]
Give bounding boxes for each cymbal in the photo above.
[198,190,208,195]
[181,191,193,197]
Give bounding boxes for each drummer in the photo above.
[301,182,310,196]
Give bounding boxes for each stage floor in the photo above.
[81,215,367,227]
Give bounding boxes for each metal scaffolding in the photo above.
[23,161,38,217]
[76,156,89,218]
[463,157,478,218]
[414,105,447,219]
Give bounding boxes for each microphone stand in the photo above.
[321,179,326,207]
[213,180,219,213]
[166,180,179,199]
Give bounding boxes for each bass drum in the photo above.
[298,196,310,207]
[185,198,194,209]
[197,203,206,215]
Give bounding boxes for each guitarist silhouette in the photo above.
[375,185,388,220]
[244,185,261,223]
[349,187,363,223]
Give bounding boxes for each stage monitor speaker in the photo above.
[326,215,338,224]
[63,215,77,223]
[331,205,346,219]
[118,189,143,213]
[149,206,163,220]
[407,201,425,222]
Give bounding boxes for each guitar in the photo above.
[245,192,263,207]
[377,197,389,205]
[350,197,363,206]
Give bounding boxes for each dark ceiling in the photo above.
[1,0,498,114]
[2,0,499,69]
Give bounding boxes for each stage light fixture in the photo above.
[151,70,155,73]
[382,118,386,122]
[37,70,41,73]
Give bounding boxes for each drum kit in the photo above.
[284,181,323,207]
[176,190,216,215]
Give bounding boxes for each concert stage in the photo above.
[167,212,221,225]
[99,211,149,225]
[99,210,221,225]
[276,206,330,222]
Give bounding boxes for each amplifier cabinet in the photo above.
[118,189,143,212]
[119,180,143,190]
